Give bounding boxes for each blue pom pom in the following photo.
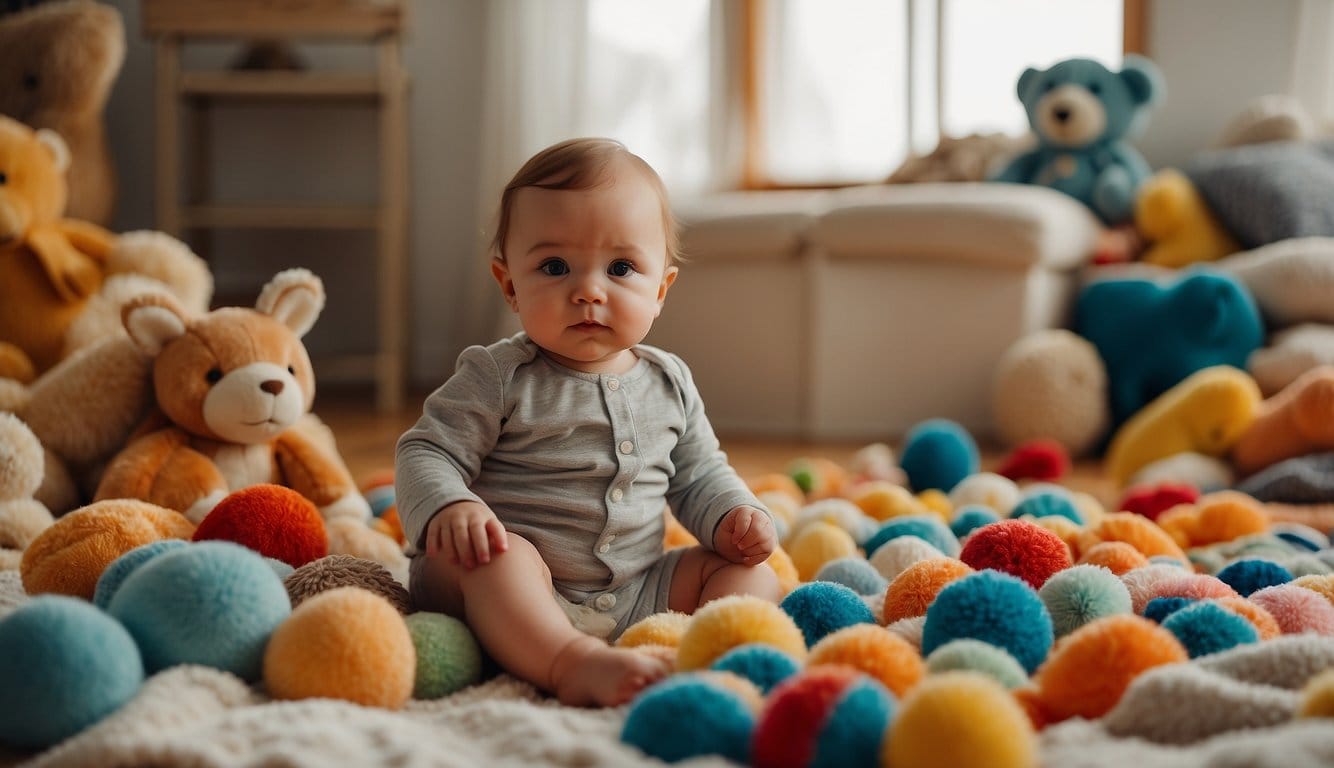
[265,557,296,580]
[1161,601,1258,658]
[1037,564,1132,636]
[812,676,897,767]
[780,581,877,647]
[364,484,396,517]
[921,570,1053,673]
[899,419,979,493]
[1009,492,1084,525]
[93,539,189,610]
[864,515,960,559]
[622,673,756,763]
[711,643,801,694]
[0,596,144,749]
[1216,558,1294,597]
[814,557,888,596]
[950,505,1000,540]
[1143,596,1196,624]
[107,541,291,681]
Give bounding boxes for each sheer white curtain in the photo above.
[1291,0,1334,129]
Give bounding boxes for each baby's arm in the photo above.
[424,499,508,569]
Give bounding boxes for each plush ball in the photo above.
[886,671,1035,768]
[405,611,482,699]
[1293,574,1334,606]
[1122,563,1196,613]
[752,665,897,768]
[868,535,946,582]
[780,581,877,647]
[921,570,1053,674]
[959,519,1072,589]
[899,419,979,493]
[992,328,1110,458]
[1299,668,1334,718]
[1213,596,1282,640]
[92,538,189,610]
[864,515,960,559]
[710,643,801,694]
[1273,522,1330,552]
[677,595,807,671]
[1143,596,1196,623]
[21,499,195,600]
[1118,483,1200,521]
[1216,558,1294,596]
[786,457,848,500]
[947,472,1021,516]
[1249,584,1334,635]
[792,498,875,542]
[284,554,411,614]
[108,541,290,680]
[1128,452,1235,493]
[1191,492,1270,546]
[1160,601,1259,658]
[916,489,953,520]
[1009,492,1085,526]
[749,473,807,507]
[997,439,1070,482]
[850,481,929,522]
[1038,564,1132,637]
[949,505,1000,540]
[1078,541,1150,575]
[193,484,328,568]
[924,639,1029,689]
[1152,574,1239,604]
[0,596,144,750]
[1076,512,1189,566]
[360,468,397,517]
[808,623,923,697]
[622,672,759,765]
[618,611,691,649]
[264,586,415,708]
[768,545,801,596]
[882,558,973,625]
[815,557,888,596]
[786,521,860,582]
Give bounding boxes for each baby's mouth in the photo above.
[572,321,606,330]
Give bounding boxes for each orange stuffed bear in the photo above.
[94,269,371,525]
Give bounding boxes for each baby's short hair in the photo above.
[491,137,680,265]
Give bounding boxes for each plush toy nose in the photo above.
[260,379,285,395]
[1053,106,1072,123]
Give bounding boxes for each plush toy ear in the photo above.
[122,293,189,355]
[35,129,71,175]
[255,268,325,338]
[1119,54,1163,107]
[1017,67,1042,101]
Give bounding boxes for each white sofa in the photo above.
[647,182,1103,441]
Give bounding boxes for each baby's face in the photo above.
[494,158,677,374]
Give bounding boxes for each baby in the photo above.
[396,138,781,707]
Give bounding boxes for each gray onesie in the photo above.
[395,333,763,637]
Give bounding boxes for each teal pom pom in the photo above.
[108,541,290,681]
[1038,564,1132,636]
[1143,596,1196,623]
[711,643,801,694]
[899,419,979,493]
[924,638,1029,689]
[921,569,1053,673]
[1161,601,1258,658]
[0,596,144,749]
[1009,491,1085,525]
[780,581,877,647]
[950,505,1000,540]
[812,675,897,766]
[93,539,189,610]
[864,515,960,558]
[622,673,756,763]
[1215,558,1293,596]
[815,557,889,596]
[406,612,482,698]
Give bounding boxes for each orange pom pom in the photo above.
[748,473,805,505]
[1213,596,1282,640]
[1076,512,1188,565]
[883,558,973,624]
[193,484,328,568]
[1077,541,1149,575]
[808,624,924,697]
[1192,491,1268,546]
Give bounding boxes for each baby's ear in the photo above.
[491,259,518,310]
[256,268,325,337]
[122,294,189,355]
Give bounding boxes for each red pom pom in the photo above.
[193,484,328,567]
[1118,483,1199,521]
[997,439,1070,482]
[959,519,1072,588]
[751,666,859,768]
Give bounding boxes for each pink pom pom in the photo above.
[1151,574,1238,602]
[1249,585,1334,636]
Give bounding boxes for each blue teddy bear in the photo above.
[993,55,1163,225]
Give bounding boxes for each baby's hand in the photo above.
[426,500,508,569]
[713,505,776,566]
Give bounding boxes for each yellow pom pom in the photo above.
[264,586,415,709]
[785,521,858,582]
[767,545,801,596]
[808,623,923,697]
[915,489,952,521]
[886,671,1037,768]
[851,482,926,522]
[1293,574,1334,606]
[676,595,806,671]
[1299,669,1334,718]
[617,611,690,649]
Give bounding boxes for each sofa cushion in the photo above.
[674,190,826,262]
[1186,140,1334,249]
[1215,238,1334,328]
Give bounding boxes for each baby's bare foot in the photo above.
[552,639,672,707]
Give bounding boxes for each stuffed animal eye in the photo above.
[21,72,38,91]
[206,368,223,384]
[1088,82,1102,95]
[287,365,295,375]
[0,172,6,185]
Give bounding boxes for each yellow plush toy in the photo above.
[1135,168,1240,268]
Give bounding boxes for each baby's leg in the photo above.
[667,546,782,612]
[411,532,670,706]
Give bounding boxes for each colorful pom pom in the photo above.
[959,519,1072,589]
[997,439,1070,482]
[780,581,877,647]
[922,570,1053,674]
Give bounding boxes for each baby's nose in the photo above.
[574,275,607,303]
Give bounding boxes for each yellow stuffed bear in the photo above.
[1135,168,1240,269]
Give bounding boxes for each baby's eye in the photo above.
[538,259,568,276]
[608,260,635,277]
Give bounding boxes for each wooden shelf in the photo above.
[183,203,380,230]
[180,71,383,101]
[143,0,405,40]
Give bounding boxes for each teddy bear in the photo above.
[0,0,124,224]
[0,412,54,570]
[992,55,1163,226]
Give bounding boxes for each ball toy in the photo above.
[807,623,923,697]
[1213,596,1282,640]
[921,570,1053,673]
[92,538,188,610]
[1122,563,1194,613]
[992,328,1110,458]
[997,439,1070,482]
[1030,614,1188,722]
[266,557,296,580]
[757,491,799,530]
[1276,553,1333,578]
[108,541,290,680]
[1009,492,1084,525]
[779,581,877,647]
[710,643,801,694]
[361,468,397,516]
[618,611,691,649]
[0,596,144,750]
[1249,584,1334,635]
[1143,596,1196,624]
[1118,482,1199,521]
[1027,515,1084,557]
[1299,668,1334,718]
[947,472,1020,516]
[768,544,801,596]
[1038,564,1132,637]
[848,441,902,484]
[404,611,482,699]
[1128,451,1235,493]
[849,481,928,522]
[814,557,888,596]
[916,489,953,520]
[899,419,979,493]
[750,473,806,507]
[1272,522,1329,552]
[882,557,973,624]
[1151,573,1239,603]
[864,515,959,559]
[284,553,411,614]
[792,498,876,544]
[1293,574,1334,606]
[958,519,1071,589]
[751,665,896,768]
[1216,558,1294,596]
[786,521,859,582]
[949,505,1000,540]
[622,672,760,765]
[1160,601,1259,658]
[1153,505,1199,548]
[1078,541,1149,575]
[924,639,1029,689]
[1191,491,1270,546]
[192,484,328,568]
[868,534,945,582]
[20,499,195,600]
[885,671,1035,768]
[886,615,926,651]
[786,457,848,500]
[676,595,807,671]
[264,586,415,708]
[1075,512,1189,565]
